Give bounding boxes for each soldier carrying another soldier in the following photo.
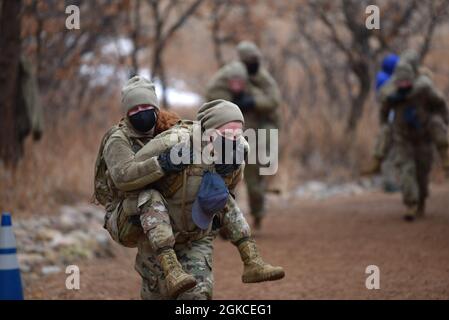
[94,77,284,300]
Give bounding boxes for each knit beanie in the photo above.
[197,99,244,129]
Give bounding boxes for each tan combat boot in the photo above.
[403,205,418,222]
[158,248,197,298]
[237,239,285,283]
[361,157,382,176]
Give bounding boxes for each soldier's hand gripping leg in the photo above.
[157,248,197,298]
[139,190,196,298]
[236,237,285,283]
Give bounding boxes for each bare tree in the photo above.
[293,0,448,133]
[146,0,204,107]
[0,0,22,165]
[209,0,236,67]
[130,0,141,77]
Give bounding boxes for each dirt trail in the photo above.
[25,184,449,299]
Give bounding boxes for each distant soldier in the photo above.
[365,50,448,177]
[205,41,281,229]
[374,50,449,221]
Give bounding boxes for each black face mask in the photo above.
[129,109,157,133]
[213,135,245,165]
[398,86,413,96]
[245,61,260,76]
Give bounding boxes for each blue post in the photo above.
[0,212,24,300]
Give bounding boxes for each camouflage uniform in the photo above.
[379,60,448,218]
[205,42,281,224]
[133,120,251,299]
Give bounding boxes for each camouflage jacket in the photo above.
[135,120,247,241]
[102,119,165,207]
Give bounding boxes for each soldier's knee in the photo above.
[138,190,174,252]
[222,217,251,244]
[147,224,175,252]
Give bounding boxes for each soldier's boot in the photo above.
[361,157,382,176]
[237,239,285,283]
[158,248,197,298]
[403,205,418,222]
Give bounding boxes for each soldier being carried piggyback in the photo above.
[94,77,284,300]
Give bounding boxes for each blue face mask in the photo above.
[129,109,157,133]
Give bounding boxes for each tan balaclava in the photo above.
[121,76,159,114]
[197,99,244,130]
[394,61,415,84]
[400,49,419,74]
[236,41,261,63]
[224,61,248,81]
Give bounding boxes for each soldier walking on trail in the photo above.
[370,50,449,221]
[205,41,281,230]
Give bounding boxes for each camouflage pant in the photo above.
[217,195,251,243]
[393,135,433,207]
[139,188,251,250]
[134,190,251,300]
[375,116,448,159]
[135,235,214,300]
[139,190,175,252]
